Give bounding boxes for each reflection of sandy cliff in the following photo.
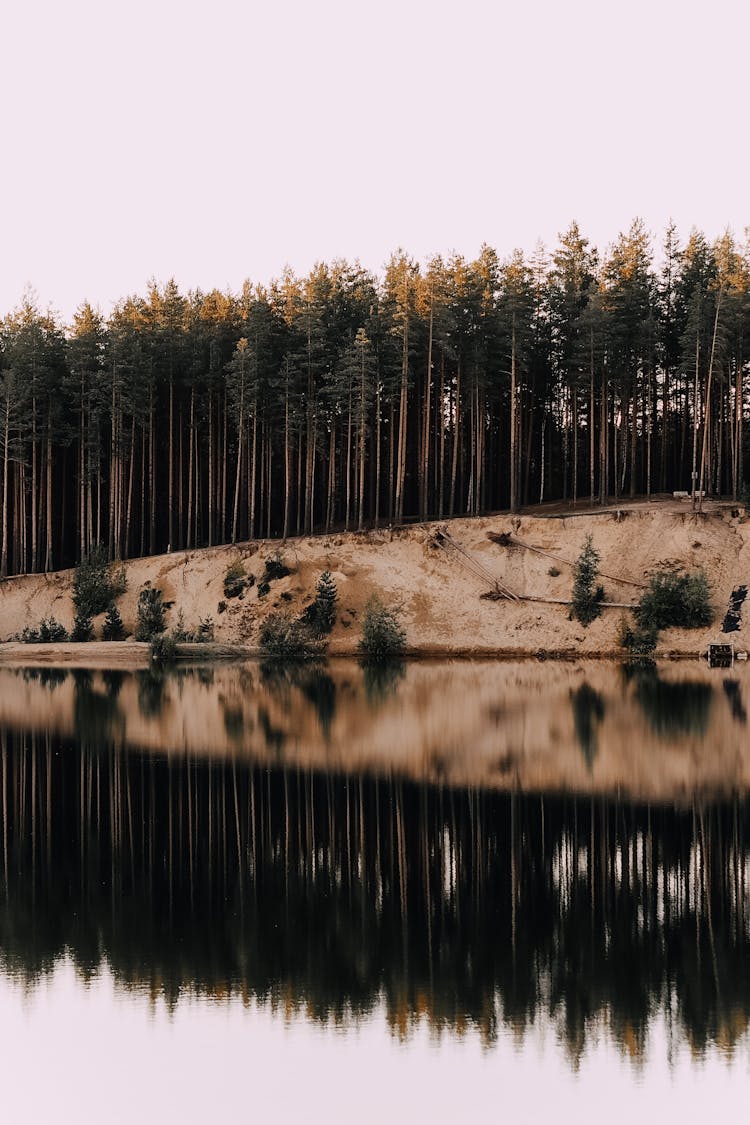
[0,660,749,801]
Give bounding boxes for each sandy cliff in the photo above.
[0,499,747,657]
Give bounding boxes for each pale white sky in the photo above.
[1,0,747,323]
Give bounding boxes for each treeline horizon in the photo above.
[1,218,749,575]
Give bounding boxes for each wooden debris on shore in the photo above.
[432,528,520,601]
[487,531,647,589]
[433,528,637,609]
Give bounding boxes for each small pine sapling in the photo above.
[103,603,126,641]
[571,535,605,626]
[135,585,166,641]
[303,569,338,635]
[71,610,94,642]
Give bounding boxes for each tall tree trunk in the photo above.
[698,298,722,512]
[168,375,174,551]
[421,292,433,520]
[231,376,245,544]
[510,321,517,513]
[187,386,195,549]
[1,392,10,578]
[44,423,52,573]
[589,330,596,503]
[450,360,461,517]
[395,312,409,524]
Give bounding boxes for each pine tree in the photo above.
[135,585,166,641]
[315,570,338,634]
[571,535,604,625]
[71,609,94,642]
[103,602,126,641]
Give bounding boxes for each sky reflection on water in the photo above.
[0,959,747,1125]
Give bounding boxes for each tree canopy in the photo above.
[0,221,748,576]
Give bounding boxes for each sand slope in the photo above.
[0,500,747,657]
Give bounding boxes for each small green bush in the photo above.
[171,610,189,642]
[21,617,69,643]
[102,603,126,641]
[571,535,604,626]
[150,633,177,665]
[259,611,325,660]
[264,551,291,582]
[618,615,658,657]
[73,544,127,619]
[358,596,406,661]
[135,585,166,641]
[223,558,247,599]
[257,579,270,598]
[548,566,561,578]
[173,612,215,643]
[635,566,713,632]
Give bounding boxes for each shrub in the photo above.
[21,617,69,643]
[259,611,325,660]
[135,585,166,641]
[264,551,291,582]
[217,600,227,614]
[548,566,561,578]
[224,558,247,599]
[257,579,270,598]
[150,633,177,665]
[171,610,189,642]
[73,544,127,619]
[358,596,406,661]
[103,603,126,641]
[173,612,215,643]
[302,569,338,635]
[71,610,94,642]
[618,616,658,657]
[635,566,712,632]
[571,535,604,626]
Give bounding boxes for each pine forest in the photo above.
[1,219,748,577]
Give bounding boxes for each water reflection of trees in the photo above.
[625,665,714,738]
[0,729,749,1062]
[570,683,605,766]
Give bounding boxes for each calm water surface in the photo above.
[0,659,748,1122]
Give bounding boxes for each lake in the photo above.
[0,658,748,1122]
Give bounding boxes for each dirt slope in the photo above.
[0,500,747,657]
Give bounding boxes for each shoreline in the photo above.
[0,638,725,669]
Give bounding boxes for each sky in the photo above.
[1,0,748,323]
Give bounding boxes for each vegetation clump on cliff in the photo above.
[21,617,69,644]
[621,565,713,656]
[135,585,167,642]
[301,570,338,636]
[259,611,324,661]
[570,536,605,626]
[73,544,127,620]
[358,596,406,661]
